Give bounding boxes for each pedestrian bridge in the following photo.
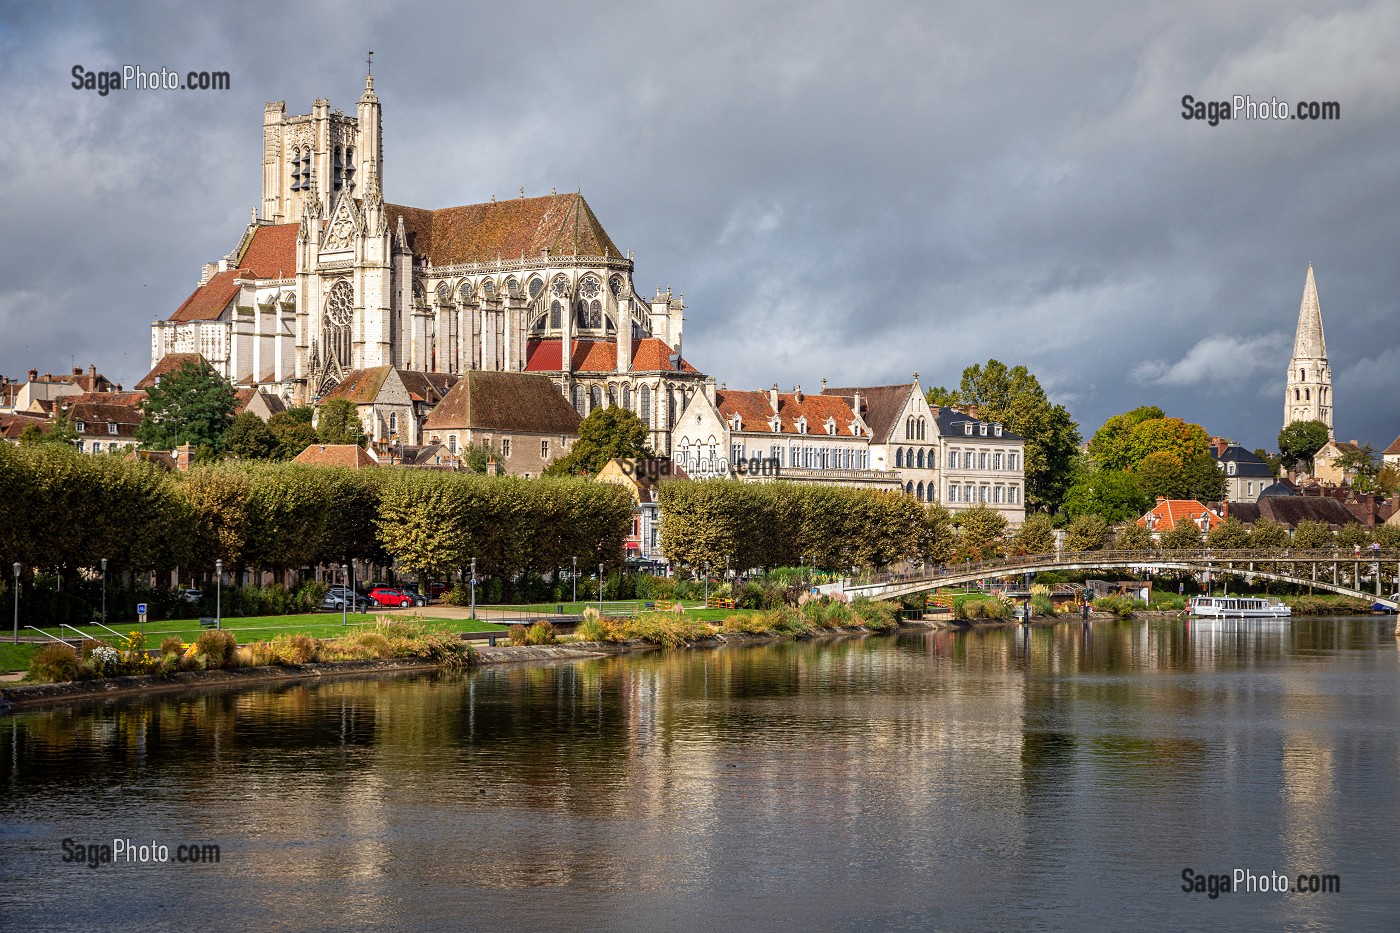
[841,548,1400,610]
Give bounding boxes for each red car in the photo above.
[367,586,414,609]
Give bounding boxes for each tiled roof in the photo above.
[523,337,699,374]
[386,193,621,265]
[136,354,208,390]
[822,384,915,443]
[715,389,865,437]
[1212,443,1274,478]
[0,412,49,441]
[1384,434,1400,456]
[1136,499,1220,531]
[292,444,378,468]
[398,371,458,405]
[65,401,142,438]
[319,367,392,405]
[233,387,287,416]
[1226,497,1359,528]
[423,371,582,435]
[934,407,1025,442]
[169,224,297,322]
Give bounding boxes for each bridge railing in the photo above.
[855,548,1400,589]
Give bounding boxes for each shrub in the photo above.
[1030,594,1057,617]
[525,622,557,645]
[195,630,239,670]
[575,613,620,642]
[619,612,713,647]
[853,598,901,630]
[1091,595,1140,617]
[353,632,393,659]
[249,633,321,665]
[28,643,80,683]
[160,636,184,656]
[508,624,529,646]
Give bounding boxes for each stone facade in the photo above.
[1284,264,1334,436]
[934,408,1027,524]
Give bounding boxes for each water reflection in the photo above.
[2,617,1398,930]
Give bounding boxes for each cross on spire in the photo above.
[366,50,374,74]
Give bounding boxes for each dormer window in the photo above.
[769,416,781,433]
[964,423,973,436]
[108,423,117,435]
[979,423,988,436]
[796,416,808,434]
[824,417,836,435]
[730,414,742,431]
[75,421,86,433]
[1226,462,1236,475]
[993,424,1002,437]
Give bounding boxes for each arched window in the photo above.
[388,412,397,436]
[550,301,562,329]
[919,417,926,440]
[917,448,925,469]
[1295,388,1301,401]
[917,481,925,500]
[435,282,451,305]
[1304,388,1310,401]
[639,385,651,427]
[608,385,617,407]
[528,278,544,299]
[669,388,679,428]
[590,385,603,411]
[896,448,904,468]
[320,280,354,377]
[1299,368,1305,381]
[459,279,474,301]
[333,146,344,191]
[344,147,354,191]
[623,385,632,409]
[609,276,624,297]
[505,277,519,297]
[575,301,588,328]
[589,300,602,329]
[905,482,914,495]
[573,385,585,415]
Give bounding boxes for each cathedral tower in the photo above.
[1283,263,1333,437]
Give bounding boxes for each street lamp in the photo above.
[572,556,577,604]
[598,562,604,612]
[341,557,349,627]
[100,558,107,628]
[470,558,477,620]
[704,560,710,607]
[12,563,19,645]
[215,559,223,630]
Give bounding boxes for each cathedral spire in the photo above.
[1292,262,1326,359]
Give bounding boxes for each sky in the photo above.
[1,0,1397,452]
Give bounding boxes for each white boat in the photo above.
[1189,596,1292,618]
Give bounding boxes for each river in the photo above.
[2,615,1398,931]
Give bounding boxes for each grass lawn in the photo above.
[0,642,39,673]
[31,612,509,645]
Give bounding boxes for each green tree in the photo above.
[1180,452,1227,503]
[1248,519,1289,549]
[1114,521,1154,550]
[223,412,278,461]
[1122,417,1210,468]
[1334,445,1379,492]
[1252,448,1283,478]
[546,406,653,477]
[19,412,78,448]
[461,442,491,474]
[956,504,1009,558]
[925,385,961,409]
[919,502,958,564]
[1374,523,1400,549]
[1012,513,1055,555]
[1062,469,1152,522]
[1376,464,1400,497]
[136,359,236,452]
[1133,451,1184,500]
[316,399,366,446]
[1277,420,1330,472]
[1087,406,1164,471]
[267,408,319,460]
[1205,516,1249,549]
[1291,520,1334,549]
[940,359,1081,512]
[1160,516,1205,550]
[1064,514,1110,551]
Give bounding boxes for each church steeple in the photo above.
[1283,263,1333,438]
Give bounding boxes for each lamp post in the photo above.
[341,557,348,627]
[100,558,107,628]
[704,560,709,607]
[214,559,223,630]
[572,556,577,604]
[12,563,19,645]
[598,562,604,612]
[470,558,477,620]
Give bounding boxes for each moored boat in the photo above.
[1188,596,1291,618]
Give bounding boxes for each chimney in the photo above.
[769,383,779,413]
[89,364,96,379]
[853,389,862,415]
[820,377,827,392]
[486,456,499,477]
[1156,496,1167,504]
[72,367,82,377]
[28,369,37,382]
[967,404,979,419]
[794,385,803,403]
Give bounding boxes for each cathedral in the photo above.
[148,71,707,454]
[1282,263,1333,438]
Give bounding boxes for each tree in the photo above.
[1133,451,1184,500]
[1252,449,1283,479]
[267,408,319,460]
[136,359,236,452]
[1122,417,1210,468]
[223,412,278,461]
[925,385,961,409]
[546,406,653,477]
[1012,513,1055,555]
[316,399,366,446]
[1291,520,1334,549]
[956,504,1009,558]
[1205,516,1249,549]
[1374,523,1400,549]
[1087,406,1164,471]
[1377,464,1400,498]
[1277,420,1330,473]
[18,413,78,448]
[1334,445,1379,492]
[1180,452,1227,503]
[919,503,957,564]
[1160,516,1205,550]
[1248,519,1289,549]
[1062,469,1152,522]
[938,359,1081,513]
[1336,523,1370,549]
[1114,521,1154,550]
[1064,514,1110,551]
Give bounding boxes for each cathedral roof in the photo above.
[423,371,582,435]
[1291,263,1327,360]
[385,193,622,265]
[822,383,918,444]
[169,224,298,322]
[522,337,699,374]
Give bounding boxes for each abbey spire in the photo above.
[1283,263,1333,437]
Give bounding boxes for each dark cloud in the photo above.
[1,0,1396,450]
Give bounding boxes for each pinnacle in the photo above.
[1291,264,1326,360]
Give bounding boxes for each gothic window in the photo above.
[589,300,602,329]
[917,481,925,500]
[435,282,451,304]
[505,277,519,297]
[459,280,474,301]
[550,300,562,329]
[389,412,398,436]
[639,385,651,427]
[528,278,544,299]
[669,388,679,428]
[579,276,601,300]
[333,146,344,191]
[344,147,355,192]
[551,278,571,300]
[575,301,587,328]
[623,385,632,409]
[573,385,585,415]
[917,448,925,469]
[1305,388,1310,400]
[896,448,904,468]
[608,385,617,407]
[609,276,624,298]
[482,279,496,298]
[321,280,354,378]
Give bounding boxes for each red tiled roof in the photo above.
[0,412,49,440]
[424,371,582,435]
[523,337,699,374]
[292,444,378,468]
[169,224,297,323]
[1384,434,1400,456]
[823,384,917,443]
[319,367,392,405]
[386,193,620,265]
[715,389,865,437]
[1136,499,1220,531]
[136,354,208,390]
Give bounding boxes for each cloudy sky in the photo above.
[1,1,1396,451]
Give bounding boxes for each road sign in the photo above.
[136,603,147,615]
[139,613,147,624]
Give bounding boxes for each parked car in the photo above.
[427,582,450,599]
[367,586,415,609]
[177,588,203,604]
[398,584,431,606]
[321,586,370,612]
